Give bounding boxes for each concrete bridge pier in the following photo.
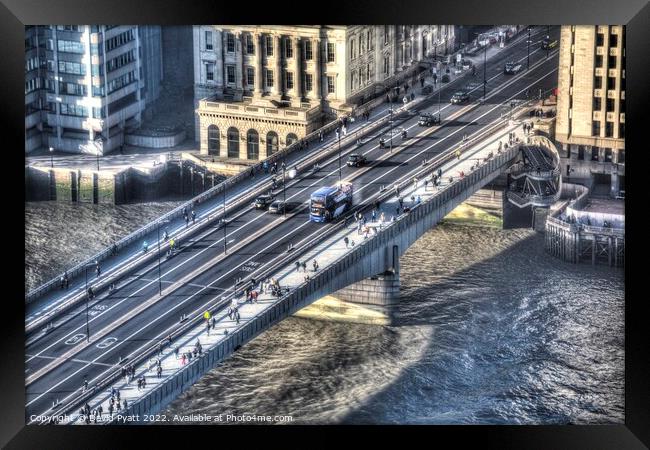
[294,244,401,325]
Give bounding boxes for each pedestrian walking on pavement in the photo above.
[191,210,196,224]
[185,215,189,228]
[313,260,319,272]
[344,236,349,248]
[295,261,301,272]
[301,261,307,272]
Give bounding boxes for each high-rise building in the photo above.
[25,25,163,155]
[555,25,625,197]
[193,25,455,160]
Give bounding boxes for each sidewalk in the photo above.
[65,116,528,425]
[28,32,523,325]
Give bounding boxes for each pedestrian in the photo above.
[185,215,189,228]
[96,264,101,278]
[420,77,425,88]
[235,310,240,324]
[174,346,179,359]
[250,167,254,177]
[437,168,442,178]
[191,210,196,224]
[380,212,385,223]
[371,209,377,221]
[456,149,461,160]
[410,92,415,101]
[181,353,186,366]
[263,161,269,173]
[301,261,307,272]
[295,261,301,272]
[399,197,404,209]
[212,316,216,328]
[344,236,349,248]
[157,365,162,378]
[313,260,318,272]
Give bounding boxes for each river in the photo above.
[25,201,624,424]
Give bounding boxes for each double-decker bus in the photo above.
[309,182,353,223]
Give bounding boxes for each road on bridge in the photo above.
[25,25,559,420]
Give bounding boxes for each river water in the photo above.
[25,201,624,424]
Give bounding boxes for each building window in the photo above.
[618,148,625,163]
[227,33,235,53]
[359,34,364,54]
[304,41,312,60]
[266,36,273,56]
[593,97,601,110]
[608,55,617,69]
[592,121,601,136]
[286,71,294,90]
[246,129,259,160]
[607,76,616,90]
[367,30,372,51]
[604,148,612,162]
[246,67,254,86]
[350,39,355,60]
[577,146,585,160]
[207,125,220,155]
[285,39,293,58]
[605,121,614,138]
[205,31,213,50]
[383,56,390,75]
[327,76,335,94]
[227,127,239,158]
[609,34,618,47]
[327,43,335,62]
[384,25,390,44]
[606,98,615,112]
[206,63,214,81]
[286,133,298,146]
[266,131,278,155]
[305,73,313,91]
[246,34,254,54]
[266,69,274,88]
[591,147,599,161]
[227,65,235,84]
[57,39,84,54]
[596,33,604,46]
[594,77,603,89]
[60,102,88,117]
[595,55,603,68]
[619,123,625,139]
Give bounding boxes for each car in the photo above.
[421,85,433,95]
[441,74,450,83]
[346,153,367,167]
[418,113,440,126]
[254,194,275,209]
[541,38,558,50]
[450,91,470,104]
[268,200,286,214]
[504,62,523,75]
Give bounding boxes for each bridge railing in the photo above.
[27,95,423,304]
[54,111,526,422]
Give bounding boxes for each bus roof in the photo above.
[312,186,338,197]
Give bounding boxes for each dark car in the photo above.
[418,113,440,126]
[268,200,286,214]
[450,91,470,104]
[504,62,523,75]
[541,38,558,50]
[347,153,367,167]
[254,194,275,209]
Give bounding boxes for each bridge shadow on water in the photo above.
[328,225,624,425]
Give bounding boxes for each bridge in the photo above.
[24,26,562,424]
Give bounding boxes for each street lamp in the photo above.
[83,263,96,342]
[156,219,171,296]
[474,32,487,102]
[546,25,550,59]
[49,147,54,168]
[337,129,342,183]
[389,107,393,153]
[223,185,227,255]
[527,26,532,70]
[283,166,297,217]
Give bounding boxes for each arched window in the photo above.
[227,127,239,158]
[286,133,298,146]
[207,125,219,155]
[246,129,259,160]
[266,131,278,155]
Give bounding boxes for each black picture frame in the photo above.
[5,0,647,447]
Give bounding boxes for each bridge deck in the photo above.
[64,119,528,424]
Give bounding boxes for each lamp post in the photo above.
[283,166,297,217]
[49,147,54,168]
[546,25,550,59]
[474,32,487,102]
[84,263,95,342]
[156,219,171,296]
[389,106,393,153]
[527,26,531,70]
[223,184,227,255]
[338,131,342,183]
